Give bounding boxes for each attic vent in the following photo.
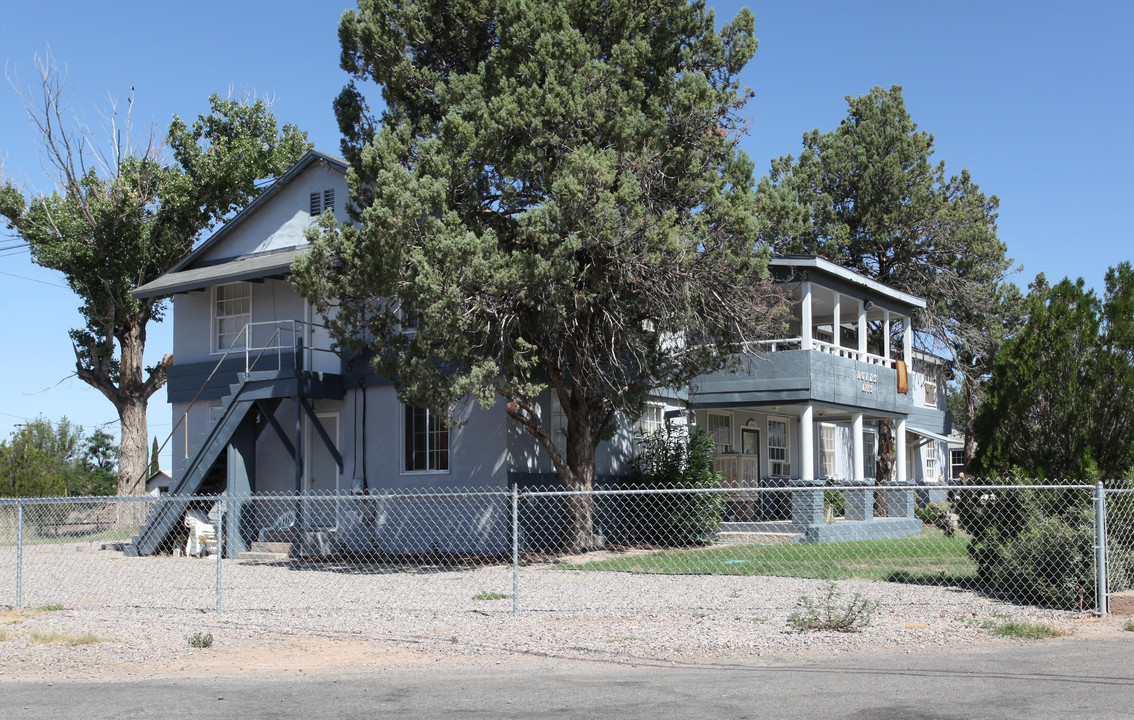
[310,189,335,217]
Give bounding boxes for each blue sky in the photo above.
[1,1,1131,466]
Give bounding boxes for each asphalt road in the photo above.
[4,636,1132,719]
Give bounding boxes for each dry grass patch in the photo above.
[27,630,102,646]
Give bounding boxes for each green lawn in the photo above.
[567,528,978,584]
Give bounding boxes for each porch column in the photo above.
[883,310,891,361]
[903,316,912,368]
[832,291,840,350]
[852,413,864,482]
[801,281,813,350]
[896,417,907,484]
[857,300,867,359]
[800,405,815,482]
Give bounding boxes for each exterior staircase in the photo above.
[125,369,342,557]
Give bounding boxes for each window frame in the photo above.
[635,402,665,439]
[402,405,450,474]
[925,449,939,483]
[211,282,252,355]
[923,377,938,407]
[768,416,790,477]
[818,423,837,478]
[706,411,733,454]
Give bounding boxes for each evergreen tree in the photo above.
[755,85,1021,473]
[294,0,781,552]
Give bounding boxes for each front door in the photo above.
[304,413,339,528]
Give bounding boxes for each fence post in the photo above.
[511,484,519,618]
[15,502,23,610]
[1095,481,1108,617]
[216,495,225,613]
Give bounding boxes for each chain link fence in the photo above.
[0,481,1127,616]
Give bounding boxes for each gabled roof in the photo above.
[132,150,347,300]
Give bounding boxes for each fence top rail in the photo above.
[0,483,1102,505]
[1104,488,1134,495]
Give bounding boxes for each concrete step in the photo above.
[714,531,798,545]
[251,542,292,554]
[260,530,296,544]
[237,551,290,562]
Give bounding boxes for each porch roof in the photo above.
[132,247,305,299]
[908,426,953,445]
[770,256,927,312]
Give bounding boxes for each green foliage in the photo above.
[991,621,1066,640]
[953,484,1132,610]
[186,632,214,649]
[149,437,160,477]
[472,591,510,601]
[974,264,1134,479]
[915,501,956,536]
[1,67,310,494]
[756,85,1020,462]
[293,1,782,555]
[787,581,879,633]
[627,429,725,546]
[0,417,116,497]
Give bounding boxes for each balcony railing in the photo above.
[744,337,895,368]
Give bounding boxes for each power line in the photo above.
[0,269,68,288]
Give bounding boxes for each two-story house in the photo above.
[127,150,952,555]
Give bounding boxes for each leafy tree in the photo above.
[628,429,725,545]
[0,55,311,496]
[0,416,116,497]
[973,264,1134,478]
[294,0,781,552]
[755,85,1020,474]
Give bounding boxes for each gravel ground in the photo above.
[0,542,1111,680]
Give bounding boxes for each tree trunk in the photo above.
[963,379,978,470]
[874,418,894,517]
[561,409,598,555]
[117,396,149,497]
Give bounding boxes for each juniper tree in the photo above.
[755,85,1020,475]
[293,0,782,552]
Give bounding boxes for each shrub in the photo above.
[787,581,879,632]
[916,501,957,536]
[627,429,725,546]
[954,482,1134,610]
[187,632,214,649]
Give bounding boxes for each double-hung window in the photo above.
[214,282,251,352]
[768,417,790,476]
[707,412,732,454]
[819,424,837,478]
[926,452,939,482]
[864,429,878,480]
[404,406,449,472]
[635,403,664,438]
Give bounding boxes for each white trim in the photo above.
[400,405,451,475]
[767,416,790,477]
[818,422,837,479]
[706,411,734,453]
[211,281,252,355]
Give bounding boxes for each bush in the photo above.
[626,429,725,546]
[916,501,957,536]
[954,482,1134,610]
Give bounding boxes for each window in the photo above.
[768,417,790,476]
[926,452,939,482]
[923,378,937,407]
[864,429,877,480]
[819,424,837,478]
[404,406,449,472]
[707,412,732,453]
[310,188,335,216]
[214,282,251,352]
[951,449,965,480]
[635,403,664,438]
